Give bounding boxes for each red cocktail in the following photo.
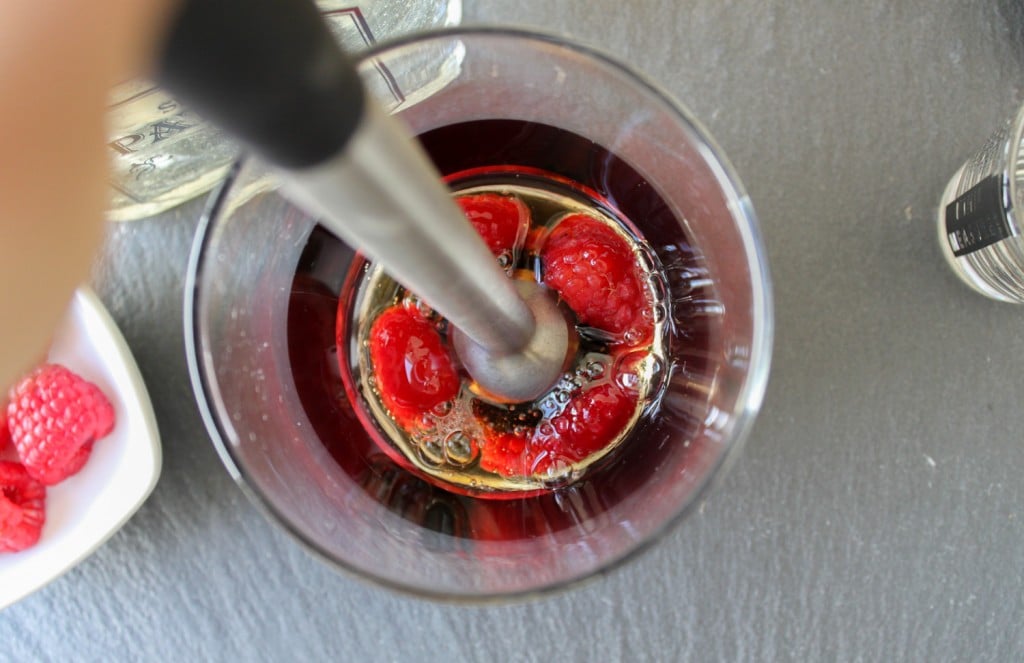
[187,30,771,599]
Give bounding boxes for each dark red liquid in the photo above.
[287,120,718,544]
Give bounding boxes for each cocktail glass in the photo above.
[184,28,773,600]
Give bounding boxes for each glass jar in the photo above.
[105,0,462,221]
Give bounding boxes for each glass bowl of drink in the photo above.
[184,28,773,601]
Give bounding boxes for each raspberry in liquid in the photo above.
[288,120,718,541]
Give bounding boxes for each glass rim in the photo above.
[183,25,774,602]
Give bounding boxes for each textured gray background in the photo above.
[5,1,1024,661]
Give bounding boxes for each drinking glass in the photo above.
[938,103,1024,303]
[185,28,773,600]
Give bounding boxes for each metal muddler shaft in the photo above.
[157,0,570,401]
[281,98,535,356]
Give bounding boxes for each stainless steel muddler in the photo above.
[156,0,569,401]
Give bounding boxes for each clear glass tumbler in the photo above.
[938,103,1024,303]
[106,0,462,221]
[185,28,773,600]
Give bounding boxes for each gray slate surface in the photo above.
[5,1,1024,661]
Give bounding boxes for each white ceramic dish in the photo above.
[0,287,161,610]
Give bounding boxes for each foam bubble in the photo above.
[444,431,477,466]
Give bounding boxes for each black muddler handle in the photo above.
[155,0,365,169]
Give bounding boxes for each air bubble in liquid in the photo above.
[418,437,445,466]
[444,431,477,466]
[402,293,422,311]
[585,359,607,380]
[539,395,560,418]
[646,353,667,394]
[648,271,668,302]
[417,409,441,431]
[637,245,659,273]
[617,371,641,393]
[613,350,649,395]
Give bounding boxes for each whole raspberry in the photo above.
[541,213,654,346]
[529,383,637,474]
[8,364,115,486]
[475,383,636,478]
[368,305,460,431]
[0,461,46,553]
[456,193,530,262]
